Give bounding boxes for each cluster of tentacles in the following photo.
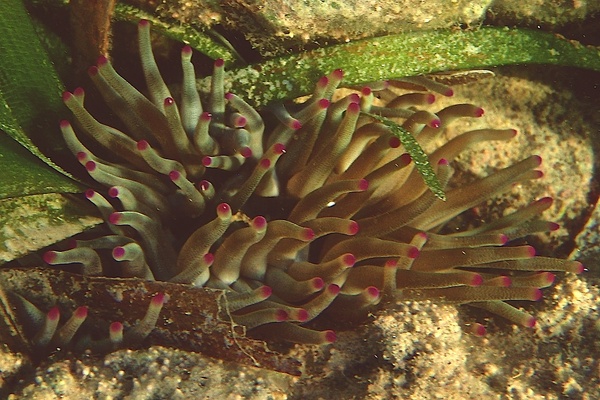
[38,20,581,346]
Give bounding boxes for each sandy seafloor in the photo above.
[0,60,598,399]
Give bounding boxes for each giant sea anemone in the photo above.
[32,20,582,349]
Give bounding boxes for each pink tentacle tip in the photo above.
[201,112,212,121]
[48,306,60,321]
[544,272,556,285]
[388,137,401,148]
[399,153,412,165]
[199,180,211,191]
[470,323,486,337]
[182,45,192,55]
[426,94,436,104]
[88,66,99,76]
[73,87,85,97]
[498,276,512,287]
[169,170,181,181]
[275,309,289,322]
[108,187,119,198]
[525,316,537,328]
[84,189,96,199]
[43,251,57,264]
[110,321,123,334]
[62,91,73,102]
[67,239,78,249]
[318,98,330,109]
[214,58,225,68]
[136,140,150,151]
[75,306,88,319]
[573,261,585,274]
[416,232,428,240]
[324,330,337,343]
[252,216,267,230]
[358,179,369,191]
[239,147,252,158]
[302,228,315,241]
[327,284,341,295]
[108,212,122,225]
[349,93,361,103]
[312,277,325,290]
[85,160,97,172]
[259,159,271,169]
[151,292,166,306]
[164,97,175,106]
[216,203,231,217]
[96,55,108,67]
[202,156,213,167]
[385,259,398,268]
[532,288,543,301]
[295,309,309,322]
[347,221,360,235]
[548,222,560,231]
[474,107,484,117]
[407,246,420,259]
[470,274,483,287]
[366,286,380,299]
[203,253,215,266]
[138,19,150,28]
[500,234,509,245]
[347,102,360,114]
[343,253,357,267]
[437,158,449,166]
[76,152,87,162]
[259,286,272,299]
[273,143,286,154]
[429,118,441,129]
[332,69,344,80]
[361,87,372,96]
[537,197,553,206]
[443,88,454,97]
[526,246,536,257]
[291,120,302,130]
[224,92,234,100]
[59,120,71,129]
[317,76,329,87]
[112,246,126,259]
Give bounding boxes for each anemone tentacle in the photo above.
[41,20,581,346]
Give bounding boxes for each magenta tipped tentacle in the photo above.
[210,216,268,285]
[109,211,177,280]
[52,306,88,347]
[136,140,186,177]
[177,203,232,276]
[112,242,154,280]
[169,170,206,217]
[33,306,60,348]
[240,220,314,281]
[109,321,124,346]
[180,45,203,134]
[228,143,286,211]
[224,285,272,312]
[265,268,325,302]
[301,284,341,323]
[44,248,102,276]
[138,20,172,110]
[233,308,288,330]
[288,102,361,197]
[125,292,165,343]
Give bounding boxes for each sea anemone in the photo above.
[39,20,581,347]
